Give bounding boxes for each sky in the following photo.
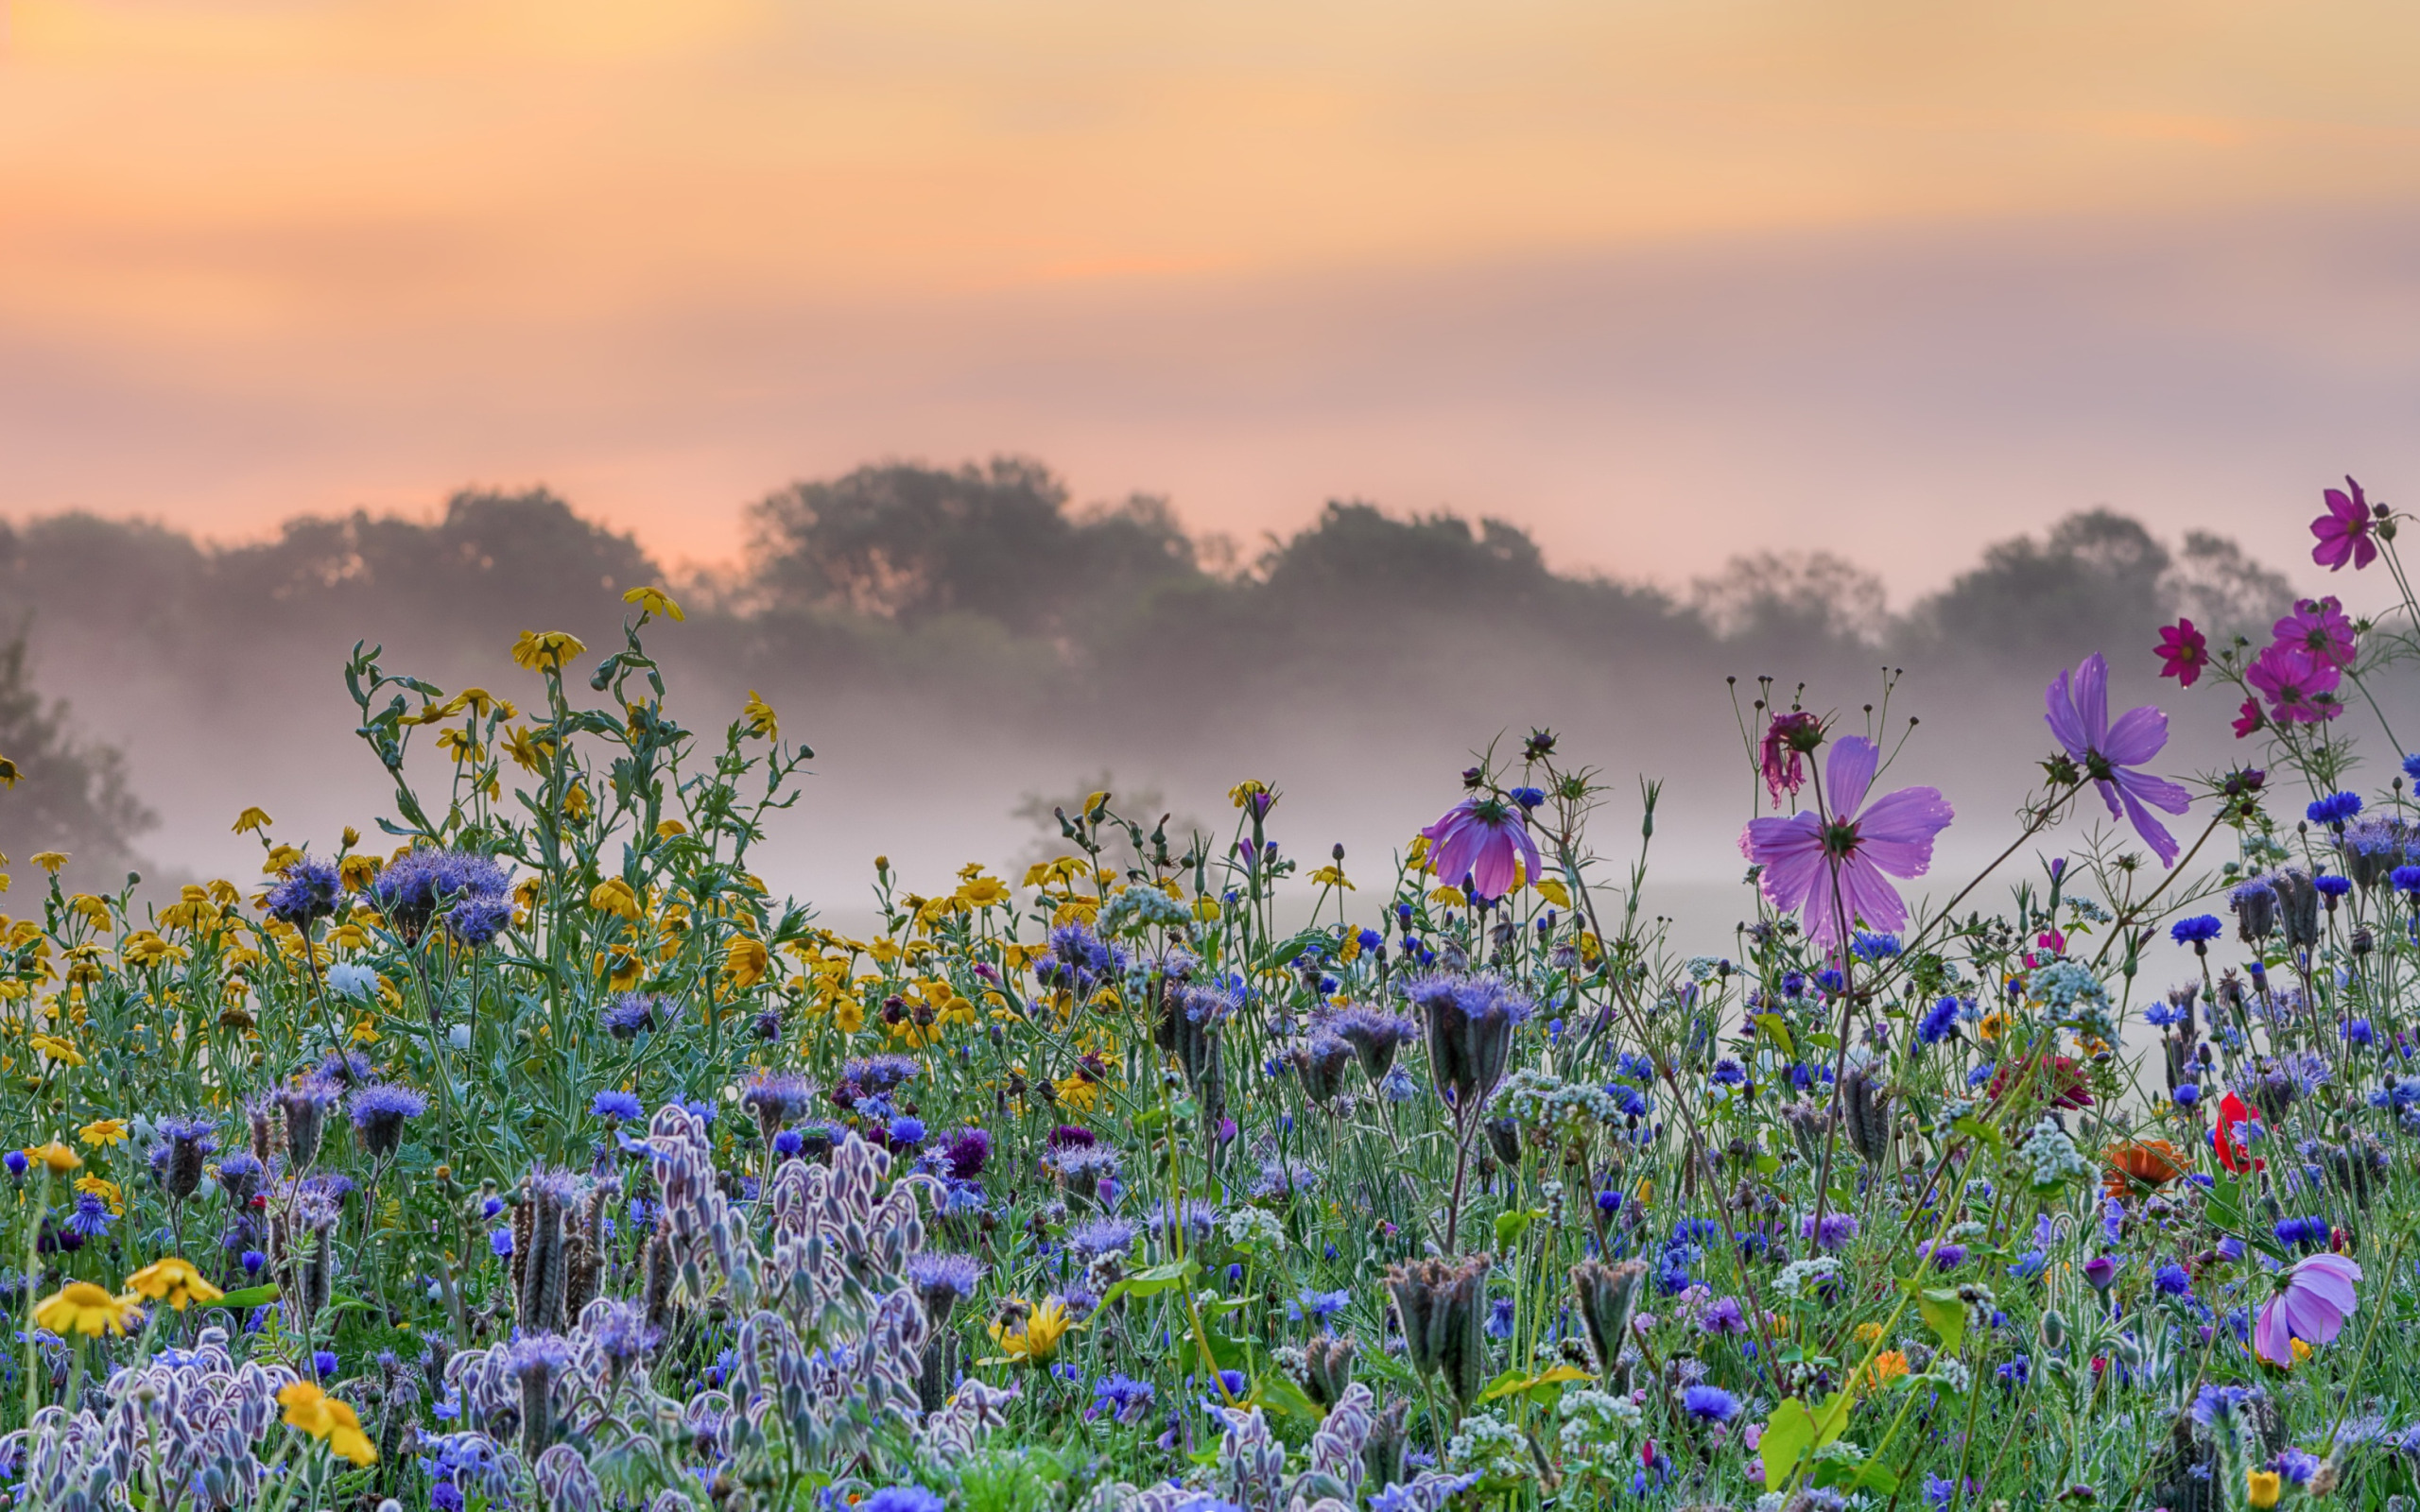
[8,1,2420,597]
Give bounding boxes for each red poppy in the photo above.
[2213,1090,2266,1174]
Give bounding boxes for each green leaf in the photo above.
[1250,1371,1322,1423]
[1494,1209,1544,1249]
[1912,1285,1967,1353]
[1478,1364,1592,1404]
[1093,1258,1199,1311]
[1753,1013,1796,1058]
[214,1283,282,1311]
[1949,1115,2005,1154]
[1810,1389,1853,1449]
[1759,1399,1816,1491]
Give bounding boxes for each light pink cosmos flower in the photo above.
[1738,736,1952,950]
[2254,1251,2361,1366]
[1421,795,1543,902]
[2046,653,2193,868]
[2311,476,2378,572]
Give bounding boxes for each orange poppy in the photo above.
[2104,1137,2190,1198]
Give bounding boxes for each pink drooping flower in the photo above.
[2046,653,2192,868]
[1421,795,1543,902]
[2273,595,2357,670]
[2153,619,2207,689]
[2254,1251,2361,1367]
[1759,711,1823,807]
[2233,697,2265,740]
[2311,476,2378,572]
[1738,736,1952,950]
[2245,643,2344,727]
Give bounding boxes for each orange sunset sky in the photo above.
[7,0,2420,593]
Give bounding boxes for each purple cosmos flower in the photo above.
[2255,1252,2361,1366]
[2046,653,2191,868]
[1760,711,1824,806]
[1420,794,1544,902]
[1739,736,1953,950]
[2311,475,2378,571]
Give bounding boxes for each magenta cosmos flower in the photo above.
[2246,643,2344,727]
[2273,595,2357,670]
[2255,1251,2361,1366]
[2311,476,2378,572]
[2047,653,2192,868]
[2153,619,2207,689]
[1738,736,1952,950]
[1421,795,1543,902]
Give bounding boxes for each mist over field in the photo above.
[1,457,2374,962]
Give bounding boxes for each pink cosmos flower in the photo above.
[2153,619,2206,689]
[2311,476,2378,572]
[1421,795,1543,902]
[2273,596,2357,670]
[2233,697,2265,740]
[2046,653,2192,868]
[2245,643,2344,726]
[1738,736,1952,950]
[2254,1251,2361,1366]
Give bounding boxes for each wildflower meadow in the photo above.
[9,482,2420,1512]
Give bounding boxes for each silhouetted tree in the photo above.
[0,632,155,885]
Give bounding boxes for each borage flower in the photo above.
[1739,736,1952,950]
[2046,653,2191,867]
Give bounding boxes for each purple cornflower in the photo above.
[1698,1297,1747,1335]
[369,848,512,941]
[859,1492,946,1512]
[63,1192,114,1238]
[1739,736,1953,948]
[1066,1217,1139,1262]
[2046,653,2191,868]
[941,1126,991,1179]
[349,1084,427,1160]
[265,858,345,927]
[2170,915,2223,946]
[2154,1263,2192,1297]
[1801,1212,1858,1252]
[600,992,660,1040]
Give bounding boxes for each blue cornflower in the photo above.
[1680,1385,1738,1423]
[1851,932,1900,962]
[773,1128,804,1158]
[313,1349,338,1379]
[1290,1288,1351,1326]
[241,1249,267,1275]
[2317,873,2353,899]
[2172,1083,2201,1108]
[2308,792,2363,827]
[63,1193,114,1239]
[490,1228,514,1258]
[1917,997,1960,1046]
[2169,915,2224,945]
[1509,786,1546,810]
[1485,1297,1516,1338]
[2154,1263,2192,1297]
[888,1115,927,1147]
[2396,865,2420,895]
[1085,1374,1157,1425]
[591,1090,644,1122]
[2345,1018,2376,1047]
